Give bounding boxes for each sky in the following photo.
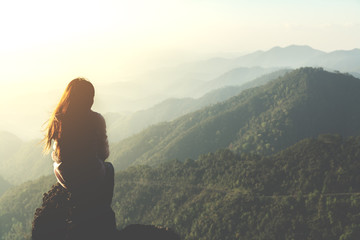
[0,0,359,87]
[0,0,359,139]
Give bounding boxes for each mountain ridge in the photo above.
[108,67,360,170]
[233,45,325,68]
[96,45,360,114]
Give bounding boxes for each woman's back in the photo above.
[53,110,109,190]
[57,111,107,164]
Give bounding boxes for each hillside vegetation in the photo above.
[0,175,54,239]
[111,135,360,239]
[1,136,360,239]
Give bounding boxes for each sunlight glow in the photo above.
[0,0,359,140]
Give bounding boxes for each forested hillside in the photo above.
[1,135,360,239]
[108,68,360,170]
[0,175,54,239]
[112,135,360,239]
[105,69,289,142]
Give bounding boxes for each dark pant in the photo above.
[69,162,116,238]
[71,162,115,207]
[103,162,115,206]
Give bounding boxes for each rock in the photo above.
[32,184,181,240]
[32,184,117,240]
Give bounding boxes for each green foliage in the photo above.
[1,136,360,239]
[110,136,360,239]
[0,176,55,239]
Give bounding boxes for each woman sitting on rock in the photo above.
[43,78,114,205]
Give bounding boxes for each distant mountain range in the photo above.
[0,131,52,185]
[307,48,360,73]
[96,45,360,114]
[202,45,360,72]
[108,68,360,170]
[232,45,325,68]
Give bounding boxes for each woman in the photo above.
[38,78,116,238]
[43,78,113,198]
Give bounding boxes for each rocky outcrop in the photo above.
[32,184,180,240]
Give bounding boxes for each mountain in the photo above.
[230,45,360,73]
[234,45,325,68]
[0,132,52,185]
[108,68,360,170]
[307,49,360,73]
[0,175,55,239]
[105,69,290,142]
[229,68,360,154]
[111,136,360,239]
[0,131,23,162]
[97,66,283,113]
[352,72,360,79]
[198,66,281,96]
[1,135,360,239]
[0,175,11,197]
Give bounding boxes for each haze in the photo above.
[0,0,359,140]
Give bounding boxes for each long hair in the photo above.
[43,78,95,153]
